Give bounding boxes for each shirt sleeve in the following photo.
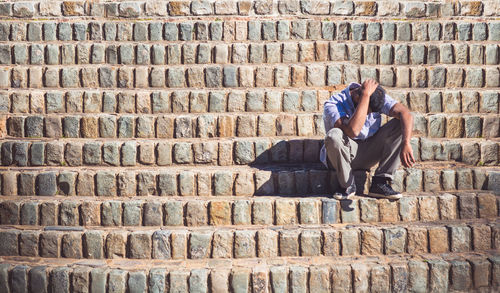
[323,95,347,129]
[380,94,398,116]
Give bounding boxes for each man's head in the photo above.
[351,84,386,113]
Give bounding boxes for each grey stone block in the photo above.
[149,268,167,291]
[36,172,57,196]
[396,22,411,41]
[29,266,48,293]
[50,267,70,293]
[128,271,147,293]
[458,23,472,41]
[164,23,178,41]
[83,142,102,165]
[11,266,29,291]
[179,22,193,41]
[382,22,396,41]
[118,116,134,138]
[102,142,119,166]
[58,23,73,41]
[96,172,116,196]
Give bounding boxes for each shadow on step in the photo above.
[249,140,376,212]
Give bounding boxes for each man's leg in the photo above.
[324,128,358,188]
[351,119,403,180]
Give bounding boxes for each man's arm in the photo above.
[334,79,378,138]
[389,103,415,167]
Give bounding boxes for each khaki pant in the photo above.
[324,119,403,188]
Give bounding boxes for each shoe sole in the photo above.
[367,192,402,200]
[333,191,356,200]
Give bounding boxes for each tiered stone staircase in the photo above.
[0,0,499,292]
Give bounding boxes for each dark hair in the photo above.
[369,85,386,113]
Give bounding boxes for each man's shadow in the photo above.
[248,138,370,213]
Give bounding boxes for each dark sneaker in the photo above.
[368,176,402,200]
[333,181,356,200]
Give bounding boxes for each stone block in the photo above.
[384,227,406,254]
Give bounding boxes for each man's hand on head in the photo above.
[360,79,378,100]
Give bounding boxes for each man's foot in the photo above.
[333,181,356,200]
[368,176,402,200]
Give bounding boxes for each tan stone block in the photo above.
[255,66,273,87]
[238,66,254,87]
[315,41,329,62]
[105,232,127,258]
[446,116,464,138]
[136,92,151,114]
[257,230,278,257]
[218,115,234,137]
[238,1,251,15]
[407,227,428,254]
[217,141,232,166]
[135,67,149,88]
[446,68,463,88]
[187,67,205,87]
[80,202,101,226]
[355,1,377,15]
[472,225,491,250]
[418,196,440,221]
[29,67,43,88]
[438,193,458,220]
[234,172,254,196]
[30,91,45,113]
[168,1,190,15]
[235,21,247,41]
[429,227,448,253]
[379,199,399,223]
[118,68,133,88]
[81,116,98,138]
[156,115,174,138]
[81,68,99,88]
[276,114,296,136]
[461,1,483,16]
[299,42,315,62]
[291,65,306,87]
[62,1,85,15]
[275,199,297,225]
[0,115,6,138]
[477,193,498,218]
[209,201,232,225]
[236,115,256,137]
[360,228,383,255]
[323,230,340,256]
[220,21,233,45]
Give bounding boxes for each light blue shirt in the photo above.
[320,83,398,167]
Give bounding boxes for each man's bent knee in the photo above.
[325,128,345,149]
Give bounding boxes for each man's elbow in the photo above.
[344,127,359,139]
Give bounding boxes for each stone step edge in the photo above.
[2,88,499,116]
[0,192,498,227]
[0,136,499,169]
[1,0,497,18]
[0,253,498,293]
[0,221,497,260]
[0,164,499,197]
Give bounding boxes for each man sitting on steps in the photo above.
[321,79,415,200]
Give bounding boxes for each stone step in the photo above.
[0,163,499,197]
[1,136,499,168]
[0,219,497,260]
[2,40,500,67]
[2,88,498,115]
[0,192,497,228]
[1,0,498,19]
[0,252,498,293]
[3,111,499,140]
[5,64,500,90]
